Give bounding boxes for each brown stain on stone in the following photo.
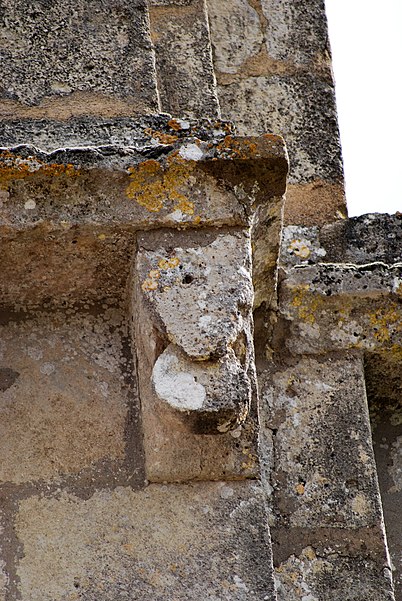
[284,180,347,226]
[0,92,156,121]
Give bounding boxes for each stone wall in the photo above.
[0,1,400,600]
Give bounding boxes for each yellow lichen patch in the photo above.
[174,198,194,216]
[126,160,166,212]
[0,151,80,189]
[125,157,195,215]
[369,305,402,344]
[158,257,180,270]
[295,483,305,495]
[291,286,322,325]
[142,269,161,292]
[288,239,311,259]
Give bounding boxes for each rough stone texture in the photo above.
[14,481,276,601]
[153,344,251,433]
[283,181,347,226]
[207,0,263,74]
[137,230,254,360]
[0,307,143,486]
[262,0,331,66]
[276,217,402,356]
[0,122,288,241]
[206,0,346,225]
[261,353,384,530]
[134,229,260,479]
[259,353,394,600]
[149,0,220,118]
[368,353,402,600]
[0,0,159,118]
[217,74,343,184]
[275,547,394,601]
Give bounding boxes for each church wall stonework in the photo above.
[0,1,400,600]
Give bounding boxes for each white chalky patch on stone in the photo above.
[40,363,55,375]
[24,200,36,210]
[179,143,204,161]
[152,351,205,410]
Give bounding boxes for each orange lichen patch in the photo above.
[158,257,180,270]
[295,483,305,495]
[167,119,182,131]
[216,134,284,160]
[126,157,195,214]
[0,151,80,189]
[143,128,178,145]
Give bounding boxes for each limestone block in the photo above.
[134,229,260,480]
[320,213,402,265]
[153,344,250,433]
[149,0,219,118]
[275,547,394,601]
[277,262,402,355]
[261,0,331,66]
[137,230,254,360]
[218,74,343,185]
[14,481,276,600]
[260,353,384,530]
[0,0,158,115]
[0,308,143,486]
[207,0,263,74]
[281,214,402,269]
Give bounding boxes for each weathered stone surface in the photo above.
[218,74,343,184]
[15,481,276,600]
[261,0,331,66]
[152,344,251,433]
[275,546,394,601]
[277,261,402,356]
[281,214,402,268]
[0,123,288,238]
[368,353,402,599]
[137,230,254,360]
[320,213,402,265]
[260,353,384,530]
[133,232,260,480]
[207,0,263,74]
[150,0,219,118]
[0,307,142,485]
[284,181,347,226]
[277,217,402,356]
[0,0,158,115]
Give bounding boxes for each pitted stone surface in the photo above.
[275,547,394,601]
[152,344,250,433]
[150,0,219,118]
[262,0,331,66]
[15,481,275,601]
[0,0,158,112]
[207,0,263,74]
[261,354,383,529]
[218,73,343,184]
[138,231,254,360]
